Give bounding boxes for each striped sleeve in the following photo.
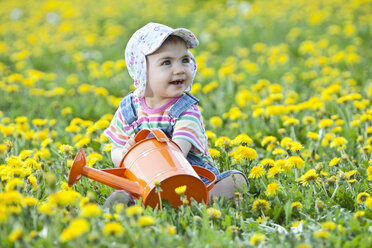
[172,105,209,155]
[104,106,131,147]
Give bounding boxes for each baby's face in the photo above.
[145,41,192,106]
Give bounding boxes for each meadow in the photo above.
[0,0,372,247]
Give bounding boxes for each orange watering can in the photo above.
[68,128,216,208]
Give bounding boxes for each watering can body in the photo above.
[68,128,216,208]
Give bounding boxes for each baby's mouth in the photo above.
[169,80,184,85]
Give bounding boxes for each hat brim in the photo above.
[170,28,199,49]
[145,27,199,55]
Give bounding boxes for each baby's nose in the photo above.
[173,63,185,74]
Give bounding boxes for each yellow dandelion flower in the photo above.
[19,149,33,159]
[261,136,277,148]
[256,216,266,223]
[248,166,266,179]
[307,132,319,140]
[232,134,253,146]
[27,174,38,191]
[6,156,22,166]
[252,199,271,214]
[287,156,305,169]
[1,125,15,136]
[208,148,220,158]
[329,157,340,167]
[354,211,365,219]
[280,137,293,147]
[39,148,50,158]
[321,221,336,231]
[23,196,38,206]
[95,119,110,129]
[367,166,372,180]
[249,233,265,246]
[137,216,155,227]
[302,116,315,125]
[205,130,216,140]
[206,207,221,218]
[59,144,73,154]
[283,117,299,126]
[265,182,280,196]
[6,178,25,191]
[260,158,275,167]
[318,118,333,128]
[24,158,41,169]
[298,169,320,186]
[74,136,91,148]
[125,205,143,217]
[175,185,187,195]
[209,116,223,128]
[366,198,372,209]
[275,159,291,172]
[214,136,232,148]
[356,192,370,204]
[272,148,287,155]
[38,202,57,216]
[32,119,48,126]
[330,137,348,149]
[103,222,124,236]
[60,218,90,242]
[166,225,176,235]
[298,243,312,248]
[80,203,102,217]
[287,141,304,152]
[291,202,303,211]
[314,230,330,239]
[267,166,282,178]
[65,125,80,133]
[8,227,23,242]
[230,146,258,161]
[48,190,81,207]
[61,107,72,115]
[0,144,7,155]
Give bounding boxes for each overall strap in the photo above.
[119,92,138,131]
[163,93,199,138]
[168,92,199,119]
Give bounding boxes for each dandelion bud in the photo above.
[182,198,189,205]
[341,154,348,160]
[45,172,56,187]
[62,145,72,153]
[87,191,96,202]
[278,128,286,134]
[175,185,187,195]
[327,176,336,184]
[338,171,347,180]
[193,216,202,222]
[315,163,323,170]
[6,140,13,151]
[235,192,242,198]
[316,200,324,210]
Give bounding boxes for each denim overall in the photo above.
[120,92,249,186]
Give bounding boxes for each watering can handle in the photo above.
[192,165,216,191]
[134,128,169,143]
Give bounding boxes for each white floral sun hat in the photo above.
[125,22,199,98]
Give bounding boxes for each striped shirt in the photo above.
[104,94,213,164]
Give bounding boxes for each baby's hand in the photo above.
[122,138,136,156]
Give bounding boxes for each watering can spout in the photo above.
[68,149,143,197]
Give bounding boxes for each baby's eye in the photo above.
[182,58,190,63]
[161,60,171,66]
